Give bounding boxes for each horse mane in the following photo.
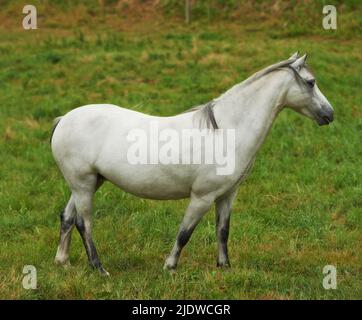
[183,100,218,129]
[237,58,297,89]
[182,57,298,130]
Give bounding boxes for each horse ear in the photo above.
[289,51,299,60]
[290,53,307,69]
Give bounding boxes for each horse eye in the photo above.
[307,79,315,88]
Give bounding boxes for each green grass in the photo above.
[0,3,361,299]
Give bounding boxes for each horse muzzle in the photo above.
[316,105,334,126]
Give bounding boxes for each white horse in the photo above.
[51,53,334,274]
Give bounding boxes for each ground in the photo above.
[0,1,361,299]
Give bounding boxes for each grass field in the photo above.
[0,1,361,299]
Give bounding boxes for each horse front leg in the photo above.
[164,194,213,271]
[215,190,237,267]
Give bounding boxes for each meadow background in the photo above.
[0,0,361,299]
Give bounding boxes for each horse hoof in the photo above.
[98,267,110,276]
[54,258,71,267]
[163,263,177,273]
[216,261,231,268]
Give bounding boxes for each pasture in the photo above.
[0,1,361,299]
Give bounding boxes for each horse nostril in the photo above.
[320,105,334,123]
[317,107,334,125]
[326,110,334,122]
[323,116,331,123]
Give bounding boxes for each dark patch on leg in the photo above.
[177,228,193,248]
[75,214,85,233]
[75,214,106,273]
[55,208,76,265]
[220,226,229,244]
[217,220,231,268]
[87,241,102,268]
[75,214,93,264]
[60,210,75,232]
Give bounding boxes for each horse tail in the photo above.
[50,116,63,144]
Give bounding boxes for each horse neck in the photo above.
[214,71,289,158]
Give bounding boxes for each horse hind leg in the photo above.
[72,174,109,275]
[54,195,76,265]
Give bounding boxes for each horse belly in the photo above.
[99,164,193,200]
